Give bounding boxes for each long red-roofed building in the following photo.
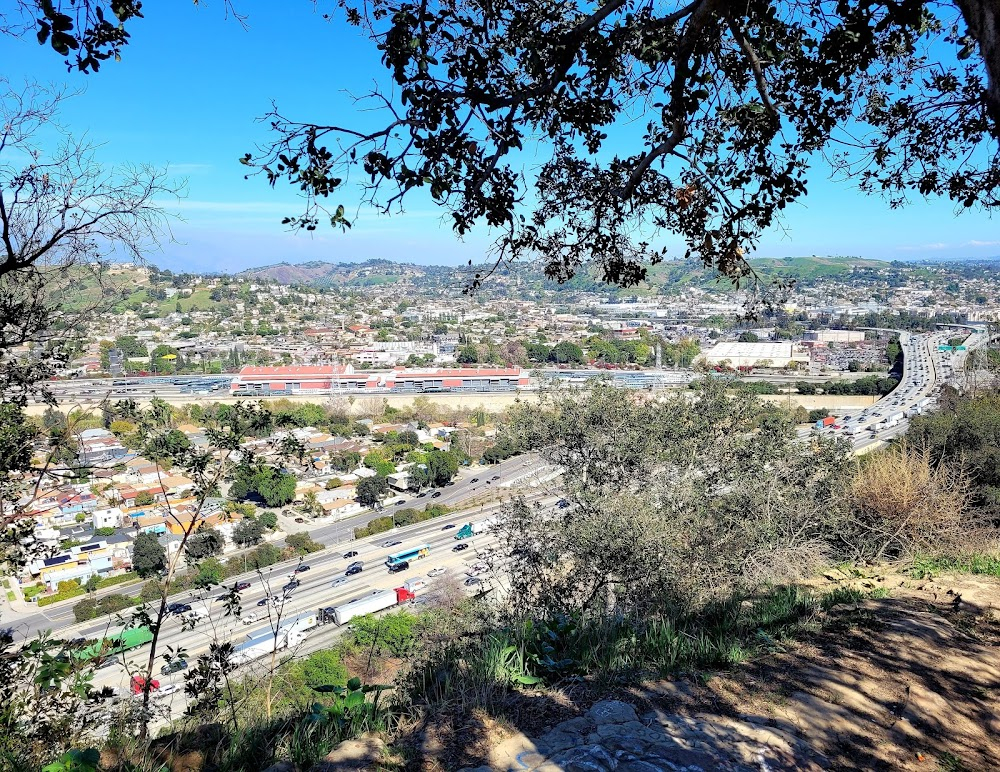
[230,365,526,395]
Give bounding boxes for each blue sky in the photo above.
[1,1,996,273]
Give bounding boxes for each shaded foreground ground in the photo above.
[400,569,1000,771]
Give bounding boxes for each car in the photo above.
[346,565,364,576]
[441,523,456,530]
[241,612,259,625]
[417,491,427,497]
[256,598,270,607]
[383,540,402,548]
[283,580,301,592]
[331,577,349,587]
[395,499,406,505]
[343,550,359,559]
[492,475,500,480]
[431,491,442,498]
[294,565,311,573]
[464,577,482,587]
[155,684,180,698]
[388,560,410,573]
[294,517,306,523]
[236,581,251,591]
[470,477,479,483]
[168,603,192,615]
[97,657,120,670]
[160,659,188,676]
[453,543,469,552]
[427,567,447,578]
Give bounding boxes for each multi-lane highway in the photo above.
[44,495,555,723]
[9,454,547,636]
[802,327,981,452]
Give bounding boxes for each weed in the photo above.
[937,750,966,771]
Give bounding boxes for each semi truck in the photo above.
[232,626,312,667]
[454,515,498,540]
[318,586,416,627]
[75,626,153,663]
[814,416,836,429]
[884,412,905,428]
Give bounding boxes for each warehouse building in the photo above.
[699,341,810,369]
[802,329,867,344]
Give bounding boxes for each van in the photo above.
[388,560,410,574]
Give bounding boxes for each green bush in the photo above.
[37,587,85,606]
[73,597,98,622]
[97,572,138,589]
[139,580,163,602]
[93,527,117,537]
[353,516,394,538]
[349,611,418,657]
[22,584,44,599]
[286,532,323,555]
[96,594,138,615]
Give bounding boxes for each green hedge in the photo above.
[354,504,452,538]
[37,587,85,606]
[97,572,138,589]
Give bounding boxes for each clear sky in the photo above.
[1,1,996,273]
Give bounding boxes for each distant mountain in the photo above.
[237,259,429,287]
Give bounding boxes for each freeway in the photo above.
[8,454,547,636]
[76,497,543,722]
[802,327,982,453]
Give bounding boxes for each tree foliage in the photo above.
[497,382,853,614]
[131,532,165,578]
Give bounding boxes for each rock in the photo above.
[259,764,295,772]
[313,734,386,772]
[587,700,639,725]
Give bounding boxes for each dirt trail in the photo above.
[442,569,1000,772]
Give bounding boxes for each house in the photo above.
[322,498,363,519]
[92,507,125,530]
[26,540,115,590]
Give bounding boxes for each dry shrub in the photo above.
[847,442,980,560]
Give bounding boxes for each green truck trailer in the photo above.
[75,626,153,662]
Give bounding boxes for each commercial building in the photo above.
[699,342,810,369]
[231,365,528,395]
[803,330,867,344]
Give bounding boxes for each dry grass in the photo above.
[848,442,981,560]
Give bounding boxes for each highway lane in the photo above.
[82,499,543,716]
[12,454,544,635]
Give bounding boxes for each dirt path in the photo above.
[441,569,1000,771]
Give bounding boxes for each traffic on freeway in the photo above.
[70,496,556,722]
[806,326,983,452]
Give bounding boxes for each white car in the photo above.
[155,684,180,698]
[241,612,259,625]
[427,567,447,578]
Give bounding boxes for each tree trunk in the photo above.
[955,0,1000,135]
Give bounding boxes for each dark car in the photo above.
[294,517,306,524]
[345,565,363,576]
[343,550,359,559]
[256,598,270,607]
[283,580,301,592]
[236,581,251,591]
[388,560,410,573]
[168,603,192,615]
[417,491,427,497]
[383,540,402,548]
[431,491,442,498]
[160,659,188,676]
[453,543,470,552]
[464,577,482,587]
[470,478,479,483]
[294,565,311,573]
[442,523,456,530]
